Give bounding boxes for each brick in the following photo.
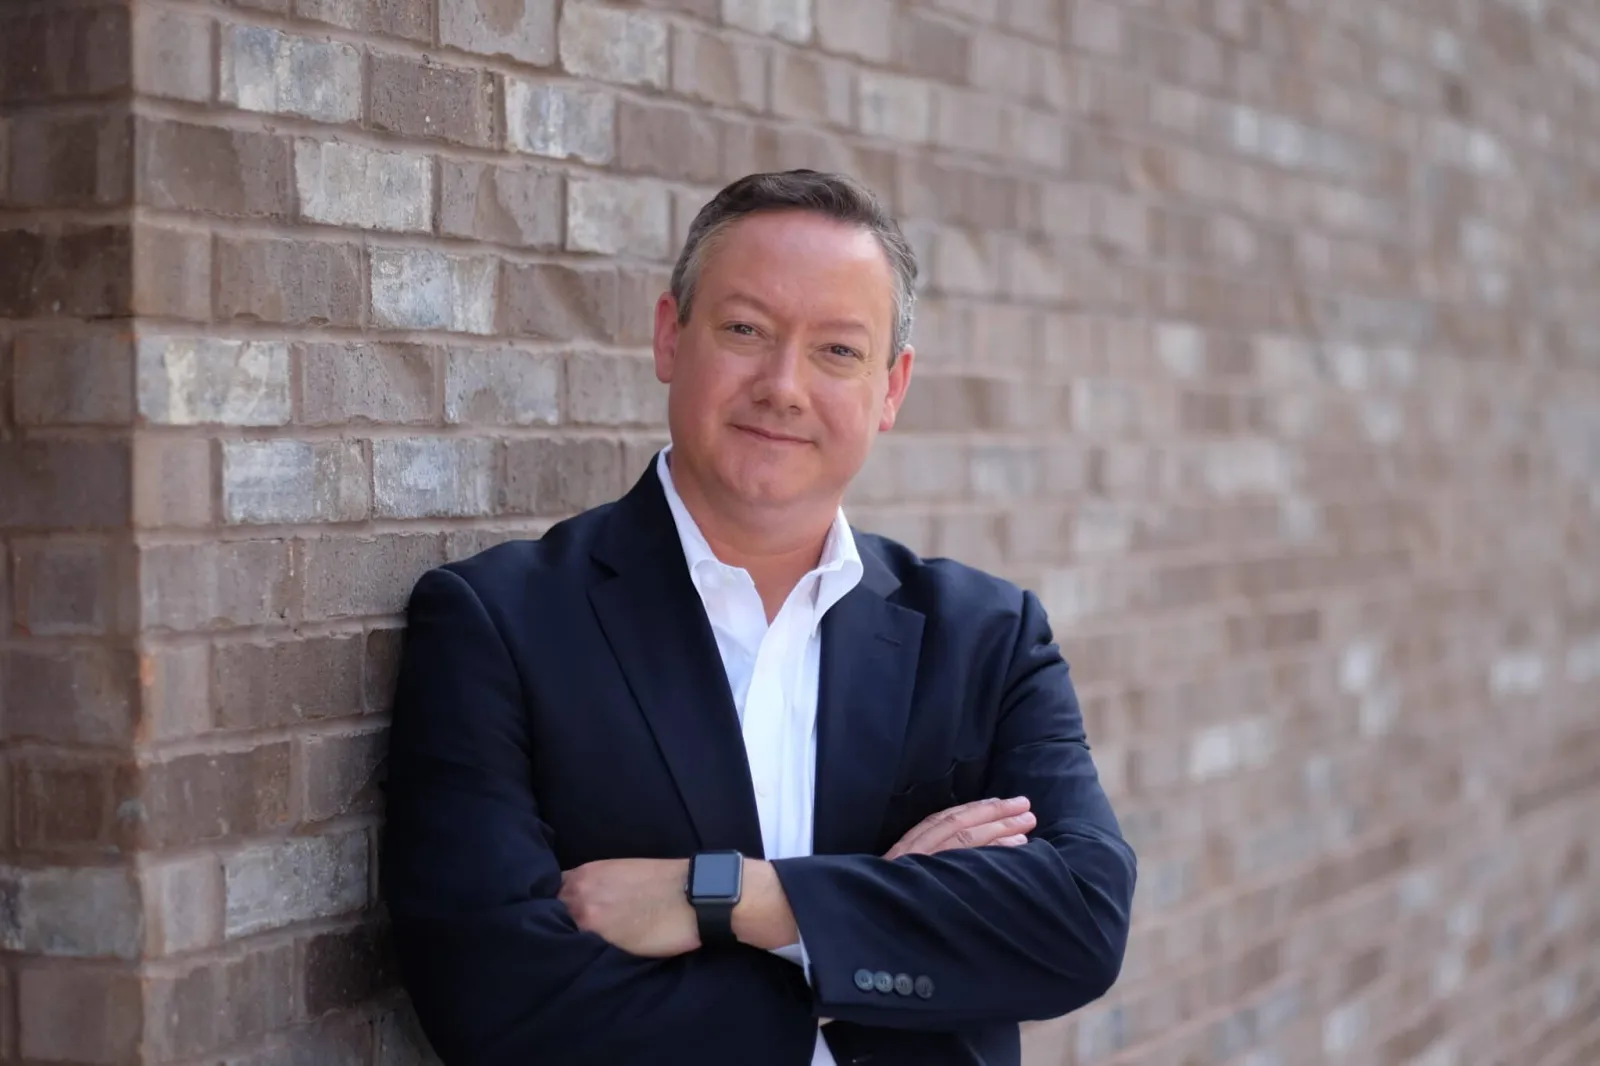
[295,141,434,233]
[505,80,615,163]
[369,54,496,148]
[216,237,363,327]
[894,10,971,83]
[441,0,558,64]
[17,965,142,1063]
[132,7,214,102]
[0,7,132,104]
[440,161,563,248]
[935,88,1005,155]
[144,942,296,1061]
[500,263,619,340]
[365,627,404,711]
[377,1003,445,1066]
[672,25,768,112]
[139,644,212,741]
[13,327,135,427]
[222,440,370,525]
[618,267,669,345]
[299,0,434,41]
[567,353,667,426]
[1071,0,1125,56]
[771,51,854,127]
[141,855,224,957]
[133,437,215,529]
[139,540,294,632]
[0,225,132,319]
[12,753,139,853]
[0,864,140,959]
[299,535,444,621]
[132,225,212,321]
[138,336,291,426]
[214,634,363,730]
[227,1015,374,1066]
[858,72,934,143]
[299,726,388,822]
[220,26,362,124]
[12,537,136,637]
[302,923,396,1014]
[722,0,813,43]
[370,249,498,335]
[567,175,672,259]
[139,744,294,849]
[301,343,439,425]
[558,2,668,88]
[445,348,562,426]
[617,100,722,183]
[224,830,368,939]
[4,111,132,208]
[136,120,295,220]
[816,0,893,62]
[372,439,495,518]
[500,438,625,515]
[0,439,131,532]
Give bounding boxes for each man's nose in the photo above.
[750,340,806,410]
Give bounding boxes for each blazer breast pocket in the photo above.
[879,755,990,850]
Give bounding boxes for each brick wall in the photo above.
[2,0,1598,1064]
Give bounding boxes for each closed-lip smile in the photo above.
[734,424,809,444]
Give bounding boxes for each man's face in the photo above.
[653,210,914,519]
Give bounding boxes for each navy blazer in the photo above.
[380,461,1136,1066]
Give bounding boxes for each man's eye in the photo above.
[828,345,861,359]
[726,323,757,336]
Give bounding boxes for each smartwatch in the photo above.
[686,850,744,946]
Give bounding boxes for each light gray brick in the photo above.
[220,26,362,124]
[857,72,933,143]
[132,7,214,102]
[370,249,498,335]
[441,0,558,65]
[140,856,223,956]
[0,864,141,960]
[558,2,668,88]
[567,175,672,259]
[815,0,891,61]
[295,141,433,233]
[445,348,562,426]
[567,352,666,426]
[223,830,368,940]
[722,0,814,43]
[440,161,563,248]
[301,342,438,426]
[137,337,291,427]
[373,438,496,518]
[506,80,614,164]
[222,440,371,525]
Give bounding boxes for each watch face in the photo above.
[690,852,742,900]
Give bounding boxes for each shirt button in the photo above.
[914,975,935,1000]
[853,969,875,992]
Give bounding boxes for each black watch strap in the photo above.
[693,899,737,946]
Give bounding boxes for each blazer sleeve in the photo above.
[379,567,818,1066]
[770,588,1137,1029]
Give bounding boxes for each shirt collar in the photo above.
[655,447,862,615]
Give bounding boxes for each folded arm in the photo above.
[379,568,817,1066]
[770,589,1137,1029]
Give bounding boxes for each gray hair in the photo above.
[669,169,919,361]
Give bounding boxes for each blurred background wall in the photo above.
[1,0,1597,1063]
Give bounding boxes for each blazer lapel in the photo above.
[587,465,765,858]
[813,544,925,856]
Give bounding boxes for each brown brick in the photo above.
[671,24,767,112]
[617,99,722,183]
[439,161,563,248]
[227,1014,375,1066]
[300,0,435,41]
[770,50,854,127]
[136,120,294,220]
[370,54,497,147]
[299,534,445,622]
[132,7,214,102]
[3,110,132,209]
[12,327,135,427]
[298,726,387,822]
[1,646,138,746]
[17,964,142,1063]
[145,942,296,1061]
[0,225,132,319]
[138,540,295,633]
[141,855,225,957]
[132,225,212,322]
[302,922,396,1015]
[132,436,214,530]
[138,743,293,849]
[566,352,667,426]
[617,268,669,346]
[894,10,971,83]
[365,627,404,714]
[0,438,131,532]
[213,635,365,730]
[12,537,136,637]
[215,237,364,327]
[13,752,139,854]
[301,343,439,426]
[0,7,132,104]
[499,263,619,340]
[499,438,625,516]
[139,643,212,742]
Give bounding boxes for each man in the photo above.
[380,170,1136,1066]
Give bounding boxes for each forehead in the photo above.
[695,211,897,323]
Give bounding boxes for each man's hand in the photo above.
[559,858,699,958]
[884,796,1035,860]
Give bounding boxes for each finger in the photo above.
[923,808,1035,854]
[993,834,1030,847]
[895,796,1031,854]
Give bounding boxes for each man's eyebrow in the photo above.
[719,293,873,338]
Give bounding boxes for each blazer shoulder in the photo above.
[856,530,1032,624]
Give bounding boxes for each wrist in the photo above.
[731,858,799,951]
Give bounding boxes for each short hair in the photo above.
[669,169,919,360]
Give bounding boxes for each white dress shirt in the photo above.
[656,448,862,1066]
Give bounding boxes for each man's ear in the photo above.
[879,346,915,432]
[653,293,680,384]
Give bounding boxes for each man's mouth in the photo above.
[733,424,810,444]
